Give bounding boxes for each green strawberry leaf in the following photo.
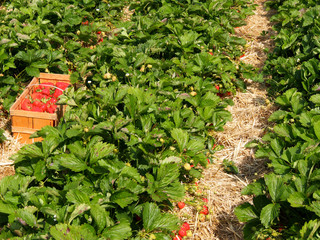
[234,202,258,222]
[111,190,138,208]
[260,203,280,228]
[102,222,132,240]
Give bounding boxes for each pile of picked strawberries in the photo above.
[21,81,69,113]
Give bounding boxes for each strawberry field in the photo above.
[0,0,320,239]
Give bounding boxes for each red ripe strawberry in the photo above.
[42,82,55,89]
[177,202,185,209]
[215,85,220,91]
[34,85,43,91]
[44,83,55,95]
[32,106,42,112]
[42,95,51,102]
[97,31,101,34]
[40,103,47,112]
[203,198,208,203]
[56,82,69,90]
[53,89,63,99]
[178,229,186,237]
[21,99,32,111]
[208,52,213,56]
[32,100,42,107]
[48,98,57,105]
[82,20,89,25]
[47,104,57,113]
[181,222,190,231]
[31,92,44,101]
[226,91,232,96]
[200,205,209,215]
[98,38,103,42]
[207,158,210,164]
[240,54,245,58]
[42,88,50,96]
[44,103,50,113]
[173,237,180,240]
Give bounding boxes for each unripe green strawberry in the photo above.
[140,65,145,72]
[104,72,112,79]
[190,91,197,96]
[184,163,191,171]
[149,233,156,240]
[199,213,206,222]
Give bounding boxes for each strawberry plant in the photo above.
[222,159,239,174]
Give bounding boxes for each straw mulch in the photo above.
[0,113,19,180]
[181,0,278,239]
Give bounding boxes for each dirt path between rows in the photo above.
[190,0,277,239]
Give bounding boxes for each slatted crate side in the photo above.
[13,132,42,144]
[11,113,58,144]
[39,73,71,84]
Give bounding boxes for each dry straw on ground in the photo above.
[0,114,19,180]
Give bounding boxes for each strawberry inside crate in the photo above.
[20,81,69,113]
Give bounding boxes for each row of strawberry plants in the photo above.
[0,0,126,111]
[0,0,256,239]
[235,1,320,239]
[0,0,256,111]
